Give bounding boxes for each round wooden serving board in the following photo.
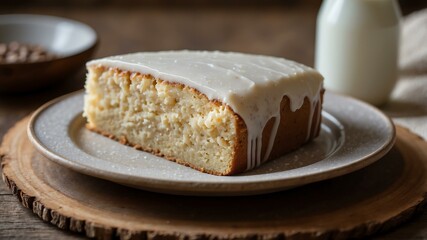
[1,117,427,240]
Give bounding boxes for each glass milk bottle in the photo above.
[315,0,401,106]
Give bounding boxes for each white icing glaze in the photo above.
[87,50,324,171]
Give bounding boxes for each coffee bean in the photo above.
[0,42,57,64]
[6,53,19,63]
[0,44,7,56]
[8,42,20,52]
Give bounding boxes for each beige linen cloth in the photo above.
[382,8,427,140]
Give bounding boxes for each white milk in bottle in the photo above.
[315,0,401,106]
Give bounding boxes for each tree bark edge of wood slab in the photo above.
[1,116,427,240]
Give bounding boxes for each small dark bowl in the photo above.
[0,14,98,92]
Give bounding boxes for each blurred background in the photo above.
[1,0,426,67]
[1,0,425,120]
[0,1,426,103]
[0,0,426,127]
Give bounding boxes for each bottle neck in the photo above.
[319,0,401,27]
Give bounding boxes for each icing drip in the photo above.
[313,97,323,137]
[87,50,324,171]
[305,91,322,142]
[264,117,280,162]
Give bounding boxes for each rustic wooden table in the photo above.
[1,2,427,239]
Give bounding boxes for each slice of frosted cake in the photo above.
[83,51,324,175]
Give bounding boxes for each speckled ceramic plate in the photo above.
[28,90,395,196]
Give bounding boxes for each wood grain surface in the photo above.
[1,116,427,240]
[1,3,427,239]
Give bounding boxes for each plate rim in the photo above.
[27,90,396,195]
